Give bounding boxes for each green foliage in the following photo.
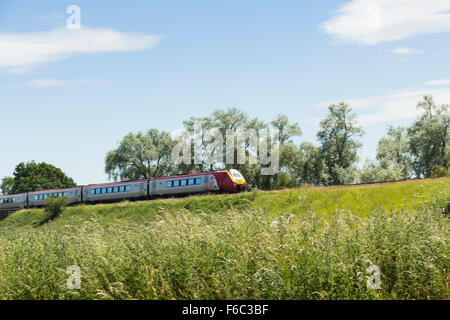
[105,129,176,181]
[180,108,302,190]
[430,166,449,178]
[101,96,448,189]
[0,178,448,300]
[289,142,328,186]
[359,160,405,184]
[270,114,302,145]
[1,162,76,195]
[0,177,15,195]
[317,102,364,185]
[407,96,449,178]
[376,126,414,179]
[44,196,70,221]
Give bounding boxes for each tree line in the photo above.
[1,95,448,195]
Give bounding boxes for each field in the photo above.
[0,178,448,300]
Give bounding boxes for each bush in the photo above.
[44,196,70,221]
[430,166,449,178]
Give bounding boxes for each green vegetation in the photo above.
[44,196,70,221]
[101,95,449,190]
[0,178,449,300]
[2,95,448,194]
[1,161,76,195]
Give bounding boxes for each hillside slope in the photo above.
[0,178,448,300]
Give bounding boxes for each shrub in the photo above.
[430,166,449,178]
[44,196,70,221]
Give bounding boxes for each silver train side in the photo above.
[0,170,247,213]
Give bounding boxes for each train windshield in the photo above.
[229,169,244,181]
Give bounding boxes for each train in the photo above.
[0,169,247,212]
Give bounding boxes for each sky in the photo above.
[1,0,450,186]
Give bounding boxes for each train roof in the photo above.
[0,193,28,198]
[28,187,83,194]
[84,179,149,189]
[150,171,221,181]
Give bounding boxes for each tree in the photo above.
[376,126,413,179]
[292,142,329,186]
[44,196,70,221]
[0,177,15,195]
[105,129,176,181]
[407,96,449,178]
[359,160,405,184]
[317,102,364,185]
[182,108,267,189]
[270,114,302,145]
[1,162,76,195]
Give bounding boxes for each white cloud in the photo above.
[26,78,106,88]
[0,27,162,72]
[28,79,65,88]
[392,47,423,55]
[319,87,450,125]
[321,0,450,45]
[425,79,450,86]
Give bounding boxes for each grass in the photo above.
[0,178,448,300]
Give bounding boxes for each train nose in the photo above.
[237,183,247,191]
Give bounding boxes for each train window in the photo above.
[107,187,113,193]
[188,179,194,185]
[125,186,130,192]
[113,186,119,193]
[100,188,105,194]
[173,180,180,187]
[180,180,187,186]
[90,189,95,195]
[195,178,202,185]
[166,181,172,188]
[95,189,100,195]
[119,186,125,192]
[34,195,38,200]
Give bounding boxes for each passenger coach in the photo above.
[83,180,148,203]
[0,169,247,212]
[28,187,82,207]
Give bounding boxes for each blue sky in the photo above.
[1,0,450,186]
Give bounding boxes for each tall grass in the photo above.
[0,178,448,300]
